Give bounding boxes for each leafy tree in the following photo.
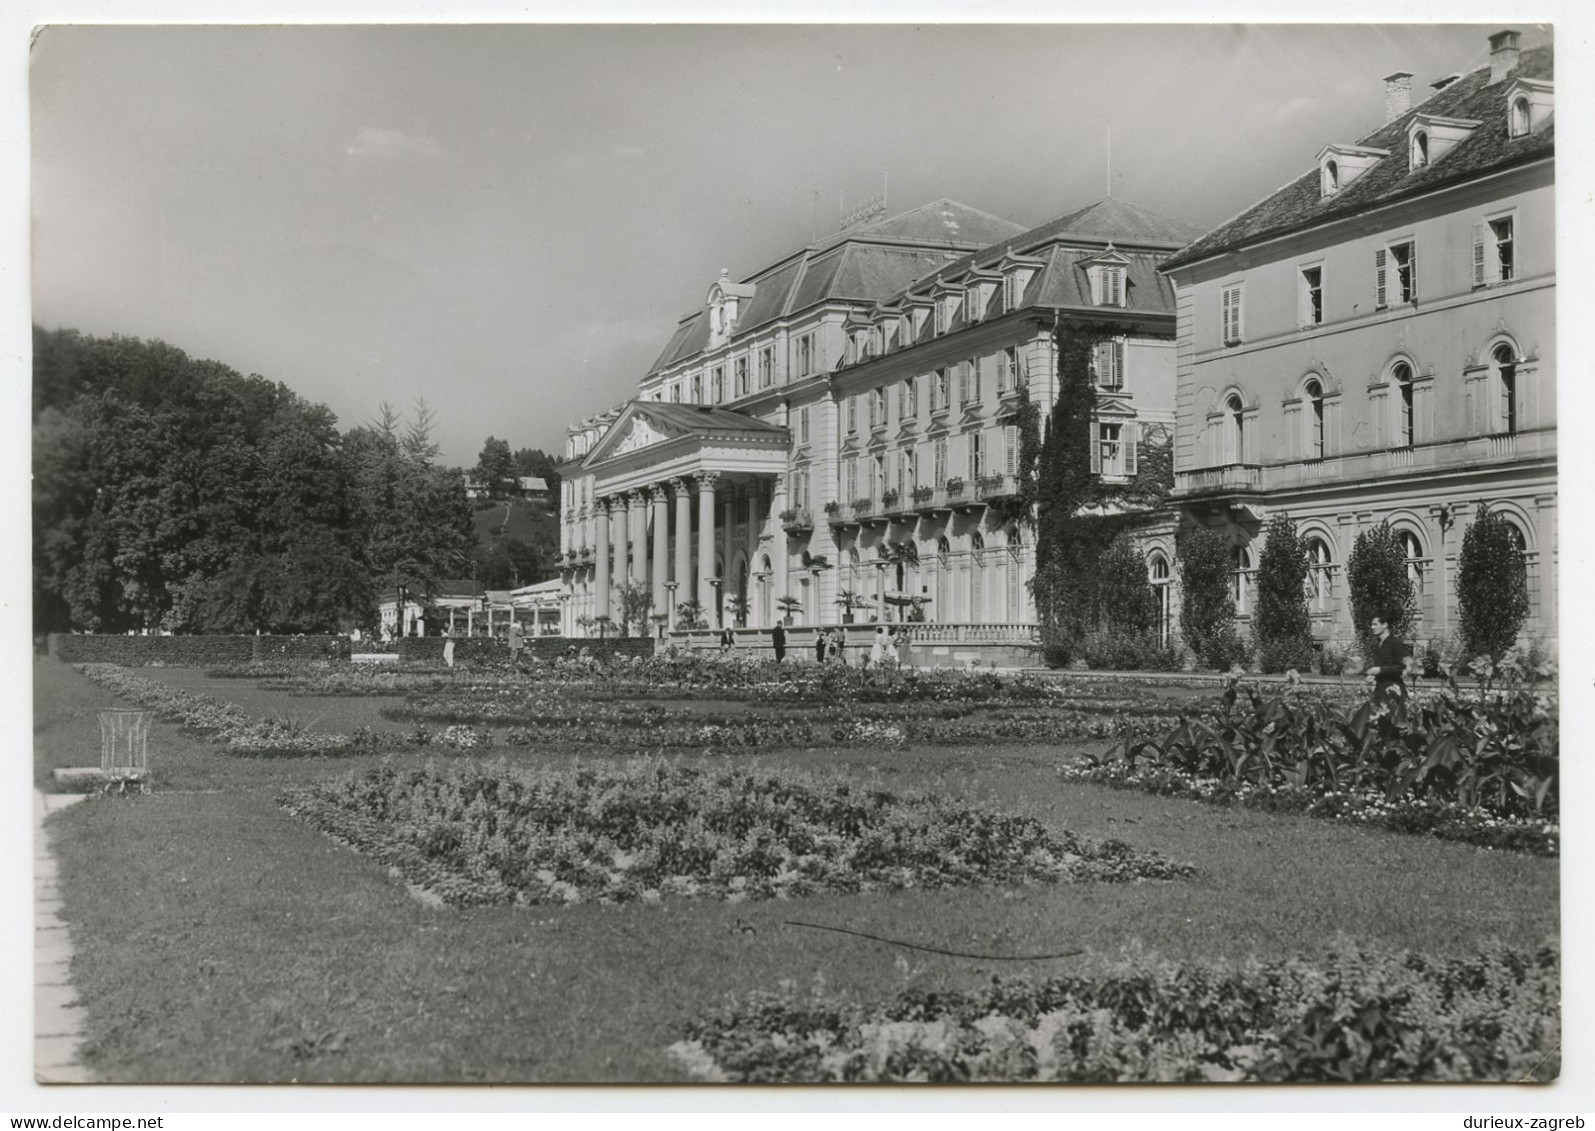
[1096,534,1157,634]
[1180,524,1245,669]
[474,437,517,499]
[402,397,442,463]
[617,582,654,638]
[1347,522,1417,659]
[1458,503,1530,662]
[1253,512,1316,673]
[1031,328,1100,661]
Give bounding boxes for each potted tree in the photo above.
[776,594,805,625]
[835,588,864,624]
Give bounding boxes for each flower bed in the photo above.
[1059,674,1558,855]
[77,664,357,757]
[668,940,1559,1083]
[277,761,1196,907]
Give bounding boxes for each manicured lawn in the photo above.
[35,657,1559,1083]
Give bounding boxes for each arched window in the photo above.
[1323,159,1339,194]
[1493,343,1518,434]
[937,536,951,561]
[1399,529,1425,598]
[1148,553,1173,645]
[1412,130,1429,168]
[970,530,985,558]
[1303,377,1326,459]
[1225,393,1247,464]
[1392,362,1415,447]
[1305,537,1333,614]
[1231,545,1254,616]
[1510,97,1531,138]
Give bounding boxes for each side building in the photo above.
[557,195,1204,646]
[1159,29,1555,657]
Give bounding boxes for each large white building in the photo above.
[1160,29,1556,654]
[556,196,1203,639]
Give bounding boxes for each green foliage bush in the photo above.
[1079,628,1184,672]
[1347,523,1417,659]
[670,940,1559,1082]
[1065,667,1558,854]
[278,761,1196,907]
[1179,525,1245,669]
[1253,514,1315,674]
[1458,503,1531,662]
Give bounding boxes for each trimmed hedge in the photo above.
[394,635,656,664]
[51,634,347,666]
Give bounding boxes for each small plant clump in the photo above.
[277,760,1197,908]
[668,940,1559,1083]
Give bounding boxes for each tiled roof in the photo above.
[1163,45,1554,272]
[1029,246,1180,314]
[814,198,1026,252]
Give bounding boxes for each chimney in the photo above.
[1384,71,1414,121]
[1490,29,1521,83]
[1431,73,1462,92]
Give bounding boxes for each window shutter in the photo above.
[1111,340,1124,388]
[1090,428,1103,475]
[972,357,982,402]
[1003,425,1018,475]
[1220,287,1232,342]
[1374,248,1387,308]
[1124,425,1138,477]
[1408,245,1417,300]
[1472,224,1487,287]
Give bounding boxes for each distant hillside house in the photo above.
[463,475,551,501]
[1159,29,1556,653]
[556,195,1203,636]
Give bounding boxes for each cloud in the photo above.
[1266,95,1318,125]
[344,127,446,161]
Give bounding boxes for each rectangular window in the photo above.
[1221,284,1243,345]
[842,458,855,503]
[1490,217,1514,283]
[934,300,946,335]
[713,366,725,402]
[670,383,682,403]
[1003,424,1019,475]
[1004,273,1021,311]
[934,367,949,412]
[1300,266,1323,327]
[1096,423,1123,476]
[759,347,773,388]
[933,438,947,485]
[969,358,981,404]
[799,405,810,444]
[901,448,916,492]
[797,334,813,377]
[872,389,887,431]
[1377,241,1416,307]
[1095,266,1124,307]
[1094,340,1124,390]
[969,431,984,480]
[997,348,1012,391]
[966,287,982,323]
[691,373,702,401]
[847,396,859,435]
[899,378,912,419]
[735,357,748,397]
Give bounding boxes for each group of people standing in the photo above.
[713,622,911,668]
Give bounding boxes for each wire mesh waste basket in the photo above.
[98,709,151,781]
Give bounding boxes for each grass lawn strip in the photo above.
[670,939,1560,1083]
[277,760,1197,907]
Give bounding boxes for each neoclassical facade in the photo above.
[1160,30,1556,652]
[558,196,1203,636]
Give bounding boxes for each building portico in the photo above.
[558,402,790,634]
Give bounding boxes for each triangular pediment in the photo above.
[583,403,688,466]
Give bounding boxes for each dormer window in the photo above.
[1503,77,1553,137]
[1411,130,1428,168]
[1404,115,1480,173]
[1510,97,1530,137]
[966,286,983,323]
[1317,144,1388,198]
[1097,266,1125,306]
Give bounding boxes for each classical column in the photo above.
[696,471,720,629]
[593,497,611,632]
[628,491,647,587]
[771,476,789,619]
[650,484,669,619]
[672,478,692,613]
[608,498,626,622]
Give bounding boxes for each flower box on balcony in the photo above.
[851,497,875,515]
[976,474,1013,499]
[823,500,842,516]
[779,506,814,532]
[944,477,966,497]
[880,489,900,509]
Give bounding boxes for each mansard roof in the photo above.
[645,199,1024,375]
[1163,43,1554,273]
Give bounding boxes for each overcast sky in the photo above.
[30,22,1548,467]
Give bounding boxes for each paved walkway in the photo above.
[34,791,91,1083]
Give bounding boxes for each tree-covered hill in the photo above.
[32,326,474,635]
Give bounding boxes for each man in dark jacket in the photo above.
[1365,610,1412,704]
[771,620,787,662]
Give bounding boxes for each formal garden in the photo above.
[35,638,1559,1084]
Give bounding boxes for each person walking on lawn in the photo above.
[771,620,787,662]
[1365,609,1413,705]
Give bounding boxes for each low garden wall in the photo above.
[670,625,1043,669]
[50,634,348,666]
[396,636,656,663]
